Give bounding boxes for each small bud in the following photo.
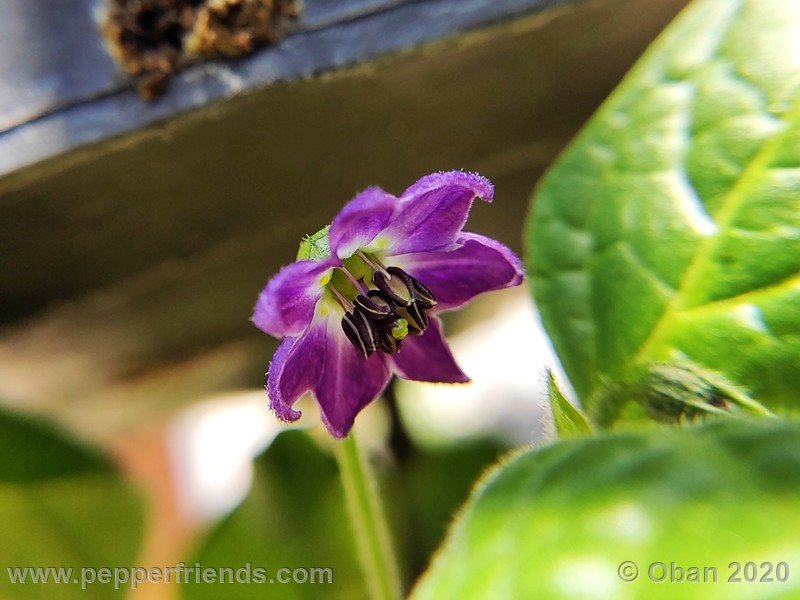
[592,362,773,427]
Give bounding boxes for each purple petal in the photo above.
[389,318,469,383]
[379,171,494,255]
[266,323,327,422]
[393,232,524,310]
[329,187,398,259]
[252,257,338,338]
[313,323,392,438]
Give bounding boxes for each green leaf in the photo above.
[392,441,502,579]
[181,430,366,600]
[296,226,331,260]
[525,0,800,419]
[547,371,592,437]
[413,418,800,600]
[0,409,143,600]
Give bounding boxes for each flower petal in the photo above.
[252,257,338,338]
[388,317,469,383]
[378,171,494,254]
[314,322,392,438]
[266,323,327,422]
[329,187,398,259]
[393,232,524,310]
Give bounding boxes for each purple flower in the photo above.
[252,171,524,438]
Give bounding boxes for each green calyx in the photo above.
[297,226,332,260]
[591,362,774,428]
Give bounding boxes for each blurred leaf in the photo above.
[595,361,774,426]
[526,0,800,420]
[413,418,800,599]
[393,441,502,579]
[0,409,143,600]
[182,430,366,600]
[547,370,592,437]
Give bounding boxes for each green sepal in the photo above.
[591,361,774,428]
[547,370,593,437]
[297,226,332,260]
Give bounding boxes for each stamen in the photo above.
[369,289,395,312]
[333,260,437,357]
[386,267,436,308]
[410,278,436,308]
[341,308,379,358]
[397,303,428,335]
[329,286,354,311]
[373,271,413,306]
[356,250,391,278]
[355,310,379,355]
[342,313,369,358]
[376,321,402,354]
[338,267,369,295]
[354,290,394,320]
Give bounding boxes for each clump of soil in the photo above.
[102,0,299,99]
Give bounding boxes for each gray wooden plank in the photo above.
[0,0,406,132]
[301,0,407,30]
[0,0,579,177]
[0,0,687,324]
[0,0,120,130]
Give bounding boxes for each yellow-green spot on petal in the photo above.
[319,272,332,286]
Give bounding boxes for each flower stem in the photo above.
[336,432,402,600]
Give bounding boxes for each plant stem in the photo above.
[336,432,402,600]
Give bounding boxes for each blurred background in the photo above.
[0,0,687,597]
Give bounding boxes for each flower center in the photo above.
[329,253,437,358]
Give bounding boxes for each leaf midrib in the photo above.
[632,98,800,366]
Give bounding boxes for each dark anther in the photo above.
[398,303,429,335]
[376,322,403,354]
[408,275,437,309]
[344,265,437,357]
[372,270,413,307]
[354,290,394,320]
[385,266,437,309]
[341,309,379,358]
